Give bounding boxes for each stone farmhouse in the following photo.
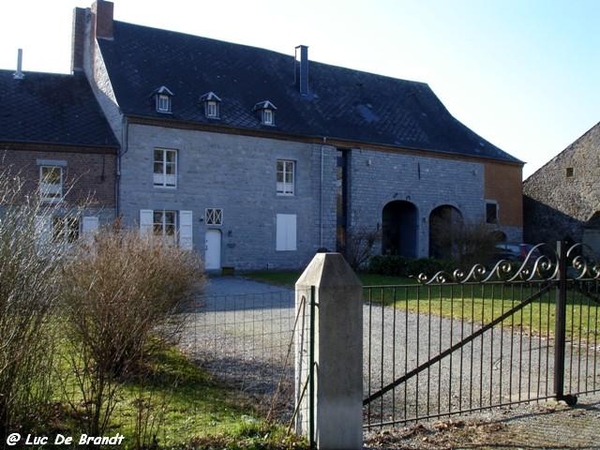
[0,61,118,243]
[523,121,600,253]
[2,0,524,270]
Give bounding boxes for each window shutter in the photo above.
[276,214,297,251]
[139,210,153,235]
[34,214,53,251]
[179,210,193,250]
[288,215,297,250]
[82,216,99,235]
[81,216,99,244]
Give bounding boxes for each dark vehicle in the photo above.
[492,242,542,263]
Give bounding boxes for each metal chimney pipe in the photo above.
[14,49,24,80]
[295,45,309,95]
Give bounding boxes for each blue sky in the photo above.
[1,0,598,179]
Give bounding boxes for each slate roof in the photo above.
[0,70,118,149]
[98,21,520,164]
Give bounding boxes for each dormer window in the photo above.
[206,101,218,118]
[253,100,277,126]
[157,95,171,113]
[199,91,221,119]
[263,109,274,125]
[152,86,174,114]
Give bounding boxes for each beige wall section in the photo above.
[485,162,523,227]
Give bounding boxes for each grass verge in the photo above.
[43,343,306,450]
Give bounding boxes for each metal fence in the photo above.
[294,286,317,448]
[181,281,319,443]
[363,242,600,429]
[179,286,297,421]
[181,243,600,435]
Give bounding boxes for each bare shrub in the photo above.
[0,173,68,440]
[344,226,381,270]
[455,223,502,268]
[60,227,204,435]
[431,218,500,269]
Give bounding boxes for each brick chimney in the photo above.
[71,7,86,71]
[295,45,309,95]
[92,0,114,40]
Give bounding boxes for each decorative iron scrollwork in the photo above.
[567,243,600,280]
[417,242,600,284]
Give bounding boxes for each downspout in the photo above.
[320,137,328,249]
[116,116,129,218]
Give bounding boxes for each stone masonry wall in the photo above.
[523,123,600,244]
[119,124,336,270]
[348,148,488,258]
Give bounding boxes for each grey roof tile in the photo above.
[0,70,118,149]
[99,21,520,163]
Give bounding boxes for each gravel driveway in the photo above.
[178,275,600,449]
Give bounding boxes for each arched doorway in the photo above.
[382,200,418,257]
[429,205,463,259]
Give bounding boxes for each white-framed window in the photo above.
[153,86,174,114]
[153,210,176,238]
[205,208,223,225]
[199,91,221,119]
[156,94,171,113]
[35,214,98,249]
[139,209,193,250]
[206,101,219,118]
[154,148,177,188]
[277,160,295,195]
[40,166,63,203]
[276,213,297,251]
[253,100,277,126]
[262,109,274,125]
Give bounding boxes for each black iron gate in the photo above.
[363,242,600,429]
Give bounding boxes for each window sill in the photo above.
[41,198,63,205]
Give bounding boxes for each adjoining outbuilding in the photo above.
[524,121,600,254]
[0,65,119,243]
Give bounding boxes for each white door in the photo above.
[205,229,222,270]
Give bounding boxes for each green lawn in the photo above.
[116,347,304,449]
[245,271,600,342]
[365,281,600,340]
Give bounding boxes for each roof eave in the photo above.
[123,114,523,166]
[0,140,120,154]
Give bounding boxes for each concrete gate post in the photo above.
[295,253,363,450]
